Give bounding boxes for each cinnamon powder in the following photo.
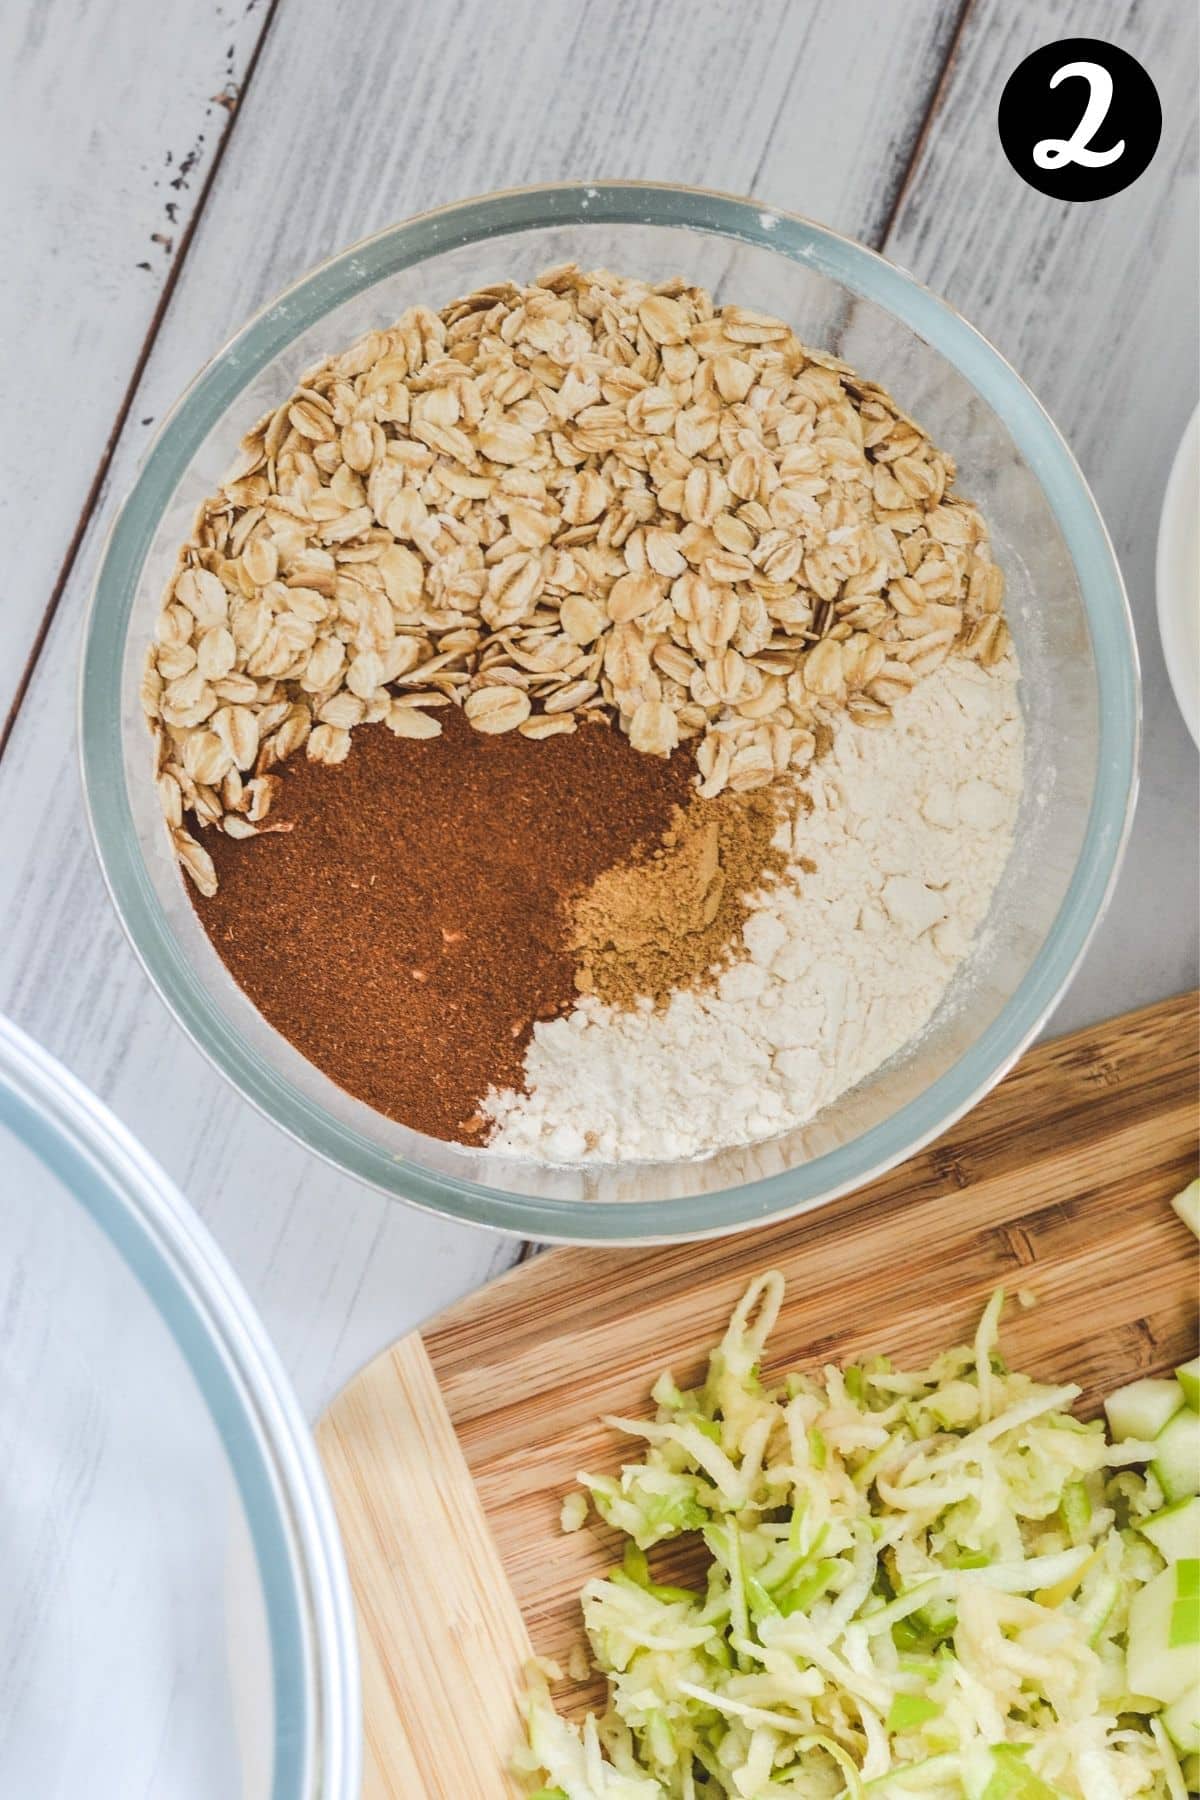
[194,711,695,1143]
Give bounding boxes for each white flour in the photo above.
[485,655,1022,1164]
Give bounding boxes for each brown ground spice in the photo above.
[194,711,695,1142]
[570,787,794,1009]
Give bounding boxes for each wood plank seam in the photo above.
[0,0,285,764]
[874,0,976,250]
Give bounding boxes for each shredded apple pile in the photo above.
[518,1277,1187,1799]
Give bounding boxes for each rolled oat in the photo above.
[145,265,1009,889]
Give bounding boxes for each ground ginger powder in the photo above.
[570,786,795,1009]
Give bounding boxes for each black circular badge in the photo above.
[998,38,1161,201]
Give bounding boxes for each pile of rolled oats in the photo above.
[144,265,1010,895]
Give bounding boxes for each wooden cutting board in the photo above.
[317,993,1199,1800]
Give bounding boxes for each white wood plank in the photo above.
[0,0,270,729]
[106,0,966,374]
[0,0,960,1406]
[883,0,1199,1033]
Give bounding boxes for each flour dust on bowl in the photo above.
[81,184,1139,1242]
[0,1018,360,1800]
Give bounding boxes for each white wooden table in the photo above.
[1,0,1195,1421]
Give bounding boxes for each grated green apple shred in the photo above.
[517,1274,1188,1800]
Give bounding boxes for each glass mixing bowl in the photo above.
[0,1016,361,1798]
[82,183,1139,1242]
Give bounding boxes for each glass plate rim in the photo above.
[0,1015,362,1798]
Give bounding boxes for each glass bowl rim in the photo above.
[80,179,1140,1245]
[0,1014,362,1797]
